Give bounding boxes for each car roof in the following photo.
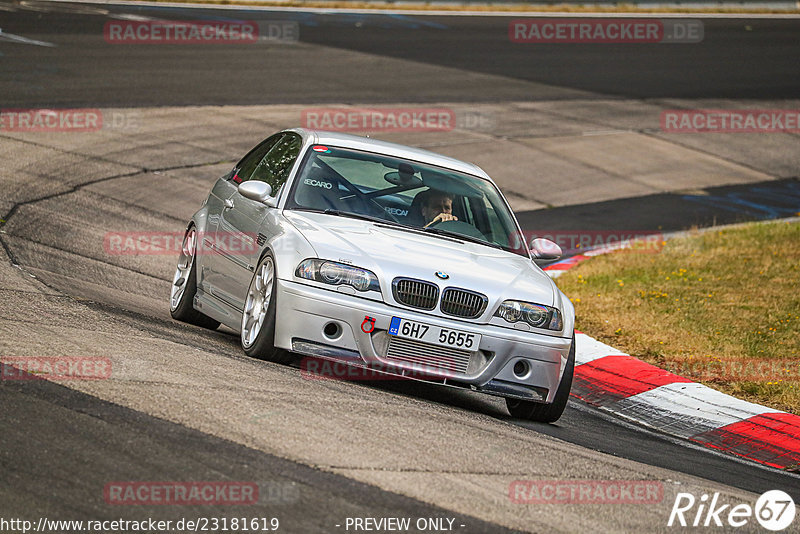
[285,128,493,183]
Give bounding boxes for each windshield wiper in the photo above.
[422,226,503,250]
[322,209,387,224]
[293,207,391,226]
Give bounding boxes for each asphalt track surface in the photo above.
[1,367,520,532]
[2,4,800,106]
[2,2,800,532]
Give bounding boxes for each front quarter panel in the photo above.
[551,283,576,378]
[269,211,319,283]
[553,283,576,337]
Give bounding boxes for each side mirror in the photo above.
[530,238,562,261]
[238,181,277,207]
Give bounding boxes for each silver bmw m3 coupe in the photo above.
[170,128,576,422]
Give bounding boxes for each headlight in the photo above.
[295,259,380,292]
[495,300,562,331]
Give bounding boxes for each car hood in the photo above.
[284,211,556,308]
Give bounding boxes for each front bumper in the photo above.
[274,279,572,403]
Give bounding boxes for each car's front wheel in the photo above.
[241,253,292,364]
[170,226,220,330]
[506,334,575,423]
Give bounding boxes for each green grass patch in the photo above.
[558,220,800,414]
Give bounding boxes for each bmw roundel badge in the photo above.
[435,271,449,280]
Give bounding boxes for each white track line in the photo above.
[0,28,56,47]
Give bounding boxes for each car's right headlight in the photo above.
[295,259,381,293]
[494,300,562,331]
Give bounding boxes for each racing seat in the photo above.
[294,173,345,211]
[407,189,431,226]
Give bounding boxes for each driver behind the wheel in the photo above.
[420,190,458,228]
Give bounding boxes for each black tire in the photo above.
[170,227,220,330]
[506,334,575,423]
[240,253,292,364]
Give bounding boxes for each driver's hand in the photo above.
[425,213,458,227]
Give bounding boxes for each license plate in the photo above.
[388,317,481,352]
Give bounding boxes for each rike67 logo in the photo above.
[668,490,796,531]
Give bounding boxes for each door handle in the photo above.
[224,199,235,209]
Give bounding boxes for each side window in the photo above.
[233,134,283,184]
[249,133,302,198]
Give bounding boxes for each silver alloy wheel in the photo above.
[170,228,196,311]
[241,256,274,348]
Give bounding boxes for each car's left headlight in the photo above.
[494,300,562,331]
[295,259,381,293]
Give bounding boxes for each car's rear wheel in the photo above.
[506,334,575,423]
[170,226,220,330]
[241,253,292,364]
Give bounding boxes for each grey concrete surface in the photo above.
[528,98,800,179]
[2,101,789,216]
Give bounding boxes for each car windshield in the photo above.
[285,145,529,256]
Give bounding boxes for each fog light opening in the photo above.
[323,322,343,340]
[513,359,530,379]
